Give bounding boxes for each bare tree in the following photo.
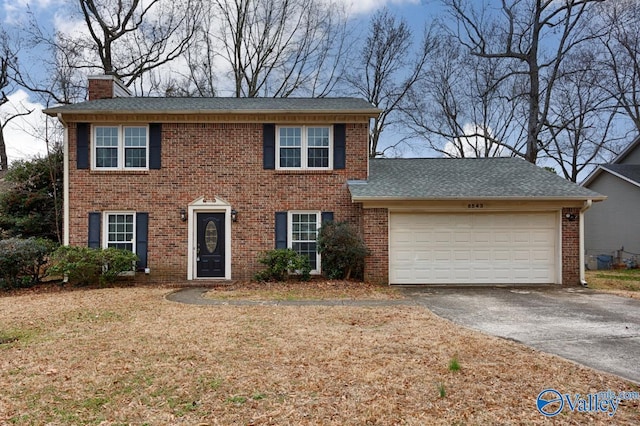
[346,8,435,158]
[444,0,603,164]
[0,31,34,176]
[54,0,203,93]
[542,49,626,182]
[403,34,524,158]
[212,0,349,97]
[591,0,640,132]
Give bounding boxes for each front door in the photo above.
[196,212,226,278]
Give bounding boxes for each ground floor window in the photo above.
[104,212,135,252]
[289,211,320,272]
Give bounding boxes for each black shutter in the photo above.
[275,212,287,249]
[149,124,162,169]
[77,123,89,169]
[321,211,334,224]
[136,213,149,270]
[88,212,101,248]
[263,124,276,169]
[333,124,346,169]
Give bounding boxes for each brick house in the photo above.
[45,75,604,285]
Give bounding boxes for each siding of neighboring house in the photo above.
[584,172,640,258]
[621,147,640,165]
[66,120,369,281]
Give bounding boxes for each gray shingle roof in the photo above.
[43,97,380,115]
[601,164,640,185]
[349,158,605,201]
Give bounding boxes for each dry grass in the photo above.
[1,285,639,425]
[586,269,640,299]
[204,280,402,301]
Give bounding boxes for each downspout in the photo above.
[579,199,593,287]
[57,113,70,246]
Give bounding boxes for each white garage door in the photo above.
[389,212,558,285]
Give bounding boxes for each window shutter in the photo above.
[149,124,162,169]
[77,123,90,169]
[333,124,346,169]
[263,124,276,169]
[321,212,334,224]
[88,212,101,248]
[136,212,149,270]
[275,212,287,249]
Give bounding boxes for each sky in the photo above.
[0,0,442,164]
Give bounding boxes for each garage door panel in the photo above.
[389,212,557,285]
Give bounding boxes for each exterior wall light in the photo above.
[231,209,238,222]
[565,213,577,221]
[180,208,187,222]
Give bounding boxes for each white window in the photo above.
[104,212,136,253]
[277,126,332,170]
[288,211,321,273]
[94,125,148,170]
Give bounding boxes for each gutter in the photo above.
[57,113,70,246]
[579,200,593,287]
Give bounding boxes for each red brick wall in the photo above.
[67,121,369,281]
[362,208,389,284]
[562,207,581,286]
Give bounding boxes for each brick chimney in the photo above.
[88,74,131,100]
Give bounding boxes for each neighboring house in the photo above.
[45,75,604,285]
[581,137,640,265]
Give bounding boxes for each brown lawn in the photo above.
[586,269,640,299]
[1,283,639,425]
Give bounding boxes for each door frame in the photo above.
[187,196,232,280]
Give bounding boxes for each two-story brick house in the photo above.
[45,75,604,286]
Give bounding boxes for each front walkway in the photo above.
[165,287,415,307]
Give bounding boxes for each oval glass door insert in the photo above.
[205,220,218,253]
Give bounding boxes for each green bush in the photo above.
[50,246,138,286]
[254,249,311,282]
[317,221,369,280]
[0,238,58,289]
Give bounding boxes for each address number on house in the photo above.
[467,203,484,209]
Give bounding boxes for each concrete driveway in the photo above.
[402,287,640,384]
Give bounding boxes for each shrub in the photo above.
[317,221,369,280]
[0,238,58,289]
[50,246,138,286]
[254,249,311,282]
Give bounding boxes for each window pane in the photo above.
[280,148,301,168]
[96,127,118,147]
[307,127,329,147]
[279,128,301,147]
[125,148,146,167]
[124,127,147,147]
[96,148,118,168]
[308,147,329,168]
[107,214,134,252]
[292,242,317,270]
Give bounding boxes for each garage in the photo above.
[389,212,559,285]
[349,157,606,286]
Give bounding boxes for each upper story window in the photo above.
[276,126,332,170]
[94,125,149,170]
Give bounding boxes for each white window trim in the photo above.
[276,125,333,170]
[92,125,150,171]
[288,210,322,274]
[103,211,136,253]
